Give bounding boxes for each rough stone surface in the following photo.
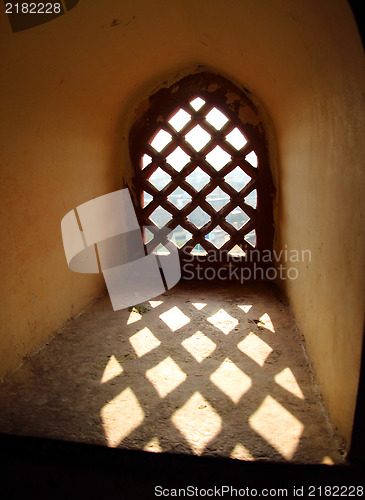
[0,282,344,464]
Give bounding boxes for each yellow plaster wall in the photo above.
[0,0,363,446]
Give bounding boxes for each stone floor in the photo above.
[0,281,344,464]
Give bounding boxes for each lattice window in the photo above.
[130,73,275,275]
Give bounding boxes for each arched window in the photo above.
[130,72,275,278]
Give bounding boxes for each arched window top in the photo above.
[130,72,275,273]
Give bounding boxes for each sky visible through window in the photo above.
[142,99,258,253]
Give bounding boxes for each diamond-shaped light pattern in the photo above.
[129,327,161,358]
[143,191,153,208]
[127,310,142,325]
[142,154,152,169]
[246,150,258,167]
[226,207,249,230]
[206,187,230,211]
[188,207,210,229]
[205,107,229,130]
[168,187,191,209]
[101,388,144,447]
[143,437,162,453]
[257,313,275,333]
[182,331,216,362]
[190,97,205,111]
[191,244,208,256]
[159,306,190,332]
[275,368,305,400]
[171,392,222,455]
[144,228,154,244]
[205,226,229,249]
[150,129,172,152]
[166,147,190,171]
[149,206,172,228]
[228,245,246,257]
[225,167,251,191]
[149,300,164,308]
[153,244,170,256]
[230,443,254,461]
[245,189,257,209]
[192,302,207,310]
[237,332,273,367]
[185,167,210,191]
[207,309,239,335]
[249,396,304,460]
[146,357,187,398]
[168,225,192,248]
[168,109,191,132]
[149,168,171,190]
[245,229,256,247]
[226,128,248,150]
[185,125,211,152]
[210,358,252,403]
[206,146,231,170]
[101,355,123,384]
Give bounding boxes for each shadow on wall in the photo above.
[0,282,342,464]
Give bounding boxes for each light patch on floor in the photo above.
[210,358,251,403]
[129,327,161,357]
[0,282,344,464]
[143,436,163,453]
[249,395,304,460]
[127,310,142,324]
[192,302,207,310]
[275,368,305,399]
[146,357,187,398]
[230,443,254,461]
[207,309,238,334]
[258,313,275,333]
[182,331,216,362]
[237,332,273,366]
[171,392,222,455]
[101,388,145,447]
[149,300,163,308]
[237,305,252,313]
[159,306,190,331]
[100,355,123,384]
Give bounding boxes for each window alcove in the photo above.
[130,72,275,279]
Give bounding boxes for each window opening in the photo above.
[130,72,275,277]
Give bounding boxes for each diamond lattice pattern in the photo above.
[142,99,259,251]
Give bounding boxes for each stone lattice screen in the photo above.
[129,72,275,275]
